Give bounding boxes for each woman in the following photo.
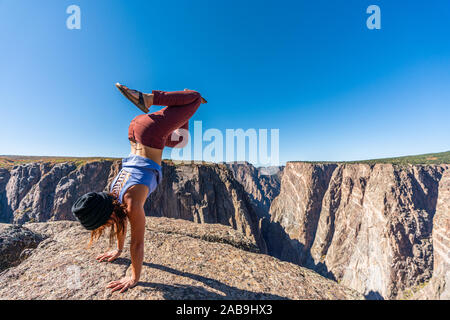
[71,84,207,293]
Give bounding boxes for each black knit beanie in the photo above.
[71,192,115,230]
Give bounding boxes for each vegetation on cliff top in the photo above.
[1,150,449,169]
[0,156,229,169]
[0,155,119,169]
[350,151,450,165]
[292,151,450,165]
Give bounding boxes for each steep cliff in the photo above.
[1,155,447,300]
[266,162,449,299]
[141,162,268,251]
[225,162,283,219]
[410,169,450,300]
[0,161,114,223]
[0,217,363,300]
[0,159,271,252]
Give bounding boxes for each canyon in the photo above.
[265,162,449,299]
[0,156,448,299]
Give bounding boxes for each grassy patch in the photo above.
[0,155,119,169]
[2,150,449,169]
[291,151,450,165]
[400,280,430,300]
[348,151,450,165]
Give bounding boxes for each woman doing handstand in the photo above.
[71,84,207,293]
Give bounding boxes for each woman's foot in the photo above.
[184,88,208,104]
[116,83,153,113]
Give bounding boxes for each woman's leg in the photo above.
[152,89,201,107]
[117,84,207,111]
[165,120,189,148]
[129,90,202,149]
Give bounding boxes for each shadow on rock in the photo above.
[365,290,384,300]
[113,258,289,300]
[143,262,289,300]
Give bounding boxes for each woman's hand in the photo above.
[96,249,122,262]
[106,276,138,293]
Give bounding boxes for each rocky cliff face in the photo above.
[141,162,269,251]
[0,217,362,300]
[266,162,449,300]
[411,169,450,300]
[0,160,278,253]
[0,161,115,224]
[1,157,447,300]
[225,162,283,220]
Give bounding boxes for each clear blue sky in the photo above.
[0,0,449,165]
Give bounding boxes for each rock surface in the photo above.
[0,217,362,300]
[0,223,44,271]
[266,162,449,299]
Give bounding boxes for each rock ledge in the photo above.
[0,217,362,300]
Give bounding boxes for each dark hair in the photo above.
[87,194,127,247]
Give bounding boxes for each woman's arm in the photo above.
[96,220,126,262]
[107,185,148,293]
[128,204,145,282]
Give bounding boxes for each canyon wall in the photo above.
[1,158,448,300]
[225,162,283,220]
[265,162,449,299]
[0,160,280,253]
[0,161,116,223]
